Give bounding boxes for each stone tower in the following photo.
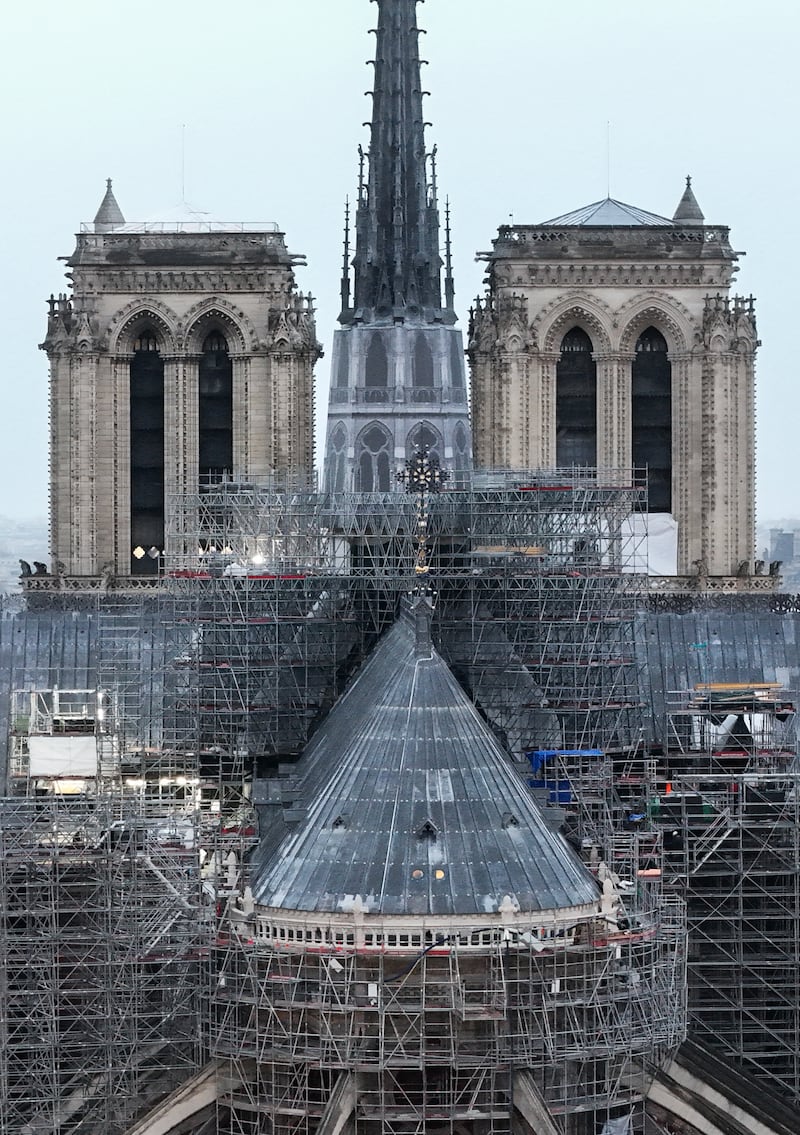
[468,180,758,579]
[322,0,472,491]
[42,182,321,580]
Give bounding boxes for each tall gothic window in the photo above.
[326,422,348,493]
[556,327,597,467]
[335,333,351,388]
[450,333,465,391]
[412,333,435,401]
[199,331,233,486]
[454,421,471,481]
[632,327,672,512]
[356,423,392,491]
[364,333,389,402]
[130,329,164,575]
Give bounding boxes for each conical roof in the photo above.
[93,178,125,232]
[252,601,599,917]
[672,176,705,225]
[542,197,673,227]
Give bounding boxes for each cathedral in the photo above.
[1,2,798,1135]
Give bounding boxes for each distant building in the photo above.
[769,527,800,589]
[41,186,321,579]
[469,186,758,579]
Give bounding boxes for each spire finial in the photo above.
[94,178,125,233]
[673,174,704,226]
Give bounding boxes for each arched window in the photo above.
[407,422,442,465]
[130,328,164,575]
[356,423,392,491]
[326,422,348,493]
[412,333,435,401]
[556,327,596,467]
[632,326,672,512]
[199,331,232,486]
[364,333,388,402]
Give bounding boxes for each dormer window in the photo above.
[415,819,438,841]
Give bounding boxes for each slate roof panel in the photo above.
[252,606,599,917]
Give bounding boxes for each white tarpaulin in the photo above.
[28,735,97,777]
[621,512,678,575]
[601,1118,631,1135]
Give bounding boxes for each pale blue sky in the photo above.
[1,0,796,522]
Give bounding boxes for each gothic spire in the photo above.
[348,0,450,325]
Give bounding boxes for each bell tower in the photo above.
[322,0,472,491]
[469,180,758,581]
[42,183,321,580]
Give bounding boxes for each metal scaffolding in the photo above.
[212,876,685,1134]
[655,686,800,1101]
[0,797,204,1134]
[0,469,674,1134]
[161,469,648,767]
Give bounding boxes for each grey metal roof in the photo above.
[251,600,599,917]
[633,609,800,745]
[541,197,674,227]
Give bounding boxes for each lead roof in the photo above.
[251,600,599,918]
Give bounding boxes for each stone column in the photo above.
[737,349,757,567]
[232,354,252,478]
[163,354,198,564]
[503,350,529,468]
[595,353,633,472]
[245,353,271,480]
[70,351,100,575]
[670,352,700,576]
[293,351,315,473]
[48,351,71,573]
[267,351,291,473]
[468,352,494,468]
[493,355,514,469]
[108,354,132,576]
[536,352,559,469]
[700,349,736,576]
